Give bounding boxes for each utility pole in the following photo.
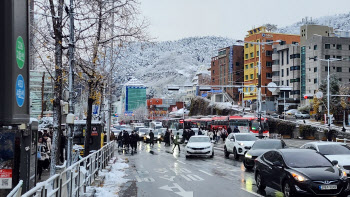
[66,0,75,167]
[257,44,263,138]
[327,59,330,135]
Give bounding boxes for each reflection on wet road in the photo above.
[117,141,287,197]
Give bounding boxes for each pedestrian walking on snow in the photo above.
[172,132,181,152]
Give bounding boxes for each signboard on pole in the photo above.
[0,0,29,124]
[0,169,12,189]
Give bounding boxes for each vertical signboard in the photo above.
[0,0,29,124]
[229,46,233,74]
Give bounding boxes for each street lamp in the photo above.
[309,57,341,136]
[237,39,281,138]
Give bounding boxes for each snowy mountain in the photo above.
[277,13,350,34]
[113,37,236,97]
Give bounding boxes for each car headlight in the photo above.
[147,136,150,139]
[291,172,307,182]
[245,153,252,159]
[341,170,347,180]
[238,142,244,146]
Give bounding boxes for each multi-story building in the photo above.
[301,35,350,105]
[271,44,301,112]
[209,45,244,102]
[243,26,300,102]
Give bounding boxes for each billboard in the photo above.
[0,0,29,124]
[125,86,146,112]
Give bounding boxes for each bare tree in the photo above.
[263,23,278,32]
[74,0,149,156]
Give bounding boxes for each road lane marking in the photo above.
[159,183,193,197]
[154,168,168,173]
[181,174,192,181]
[159,175,176,181]
[135,175,155,182]
[181,174,204,181]
[177,160,186,164]
[241,188,264,197]
[198,170,213,176]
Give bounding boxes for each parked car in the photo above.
[270,113,280,118]
[244,139,287,170]
[285,109,299,115]
[185,136,214,158]
[295,111,310,119]
[138,128,150,140]
[255,149,349,197]
[300,142,350,177]
[224,133,257,160]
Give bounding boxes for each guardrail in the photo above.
[7,180,23,197]
[17,141,116,197]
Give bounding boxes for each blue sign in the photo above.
[15,74,25,107]
[124,111,133,116]
[201,93,207,97]
[208,89,222,93]
[229,46,233,74]
[93,105,99,114]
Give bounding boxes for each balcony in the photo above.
[272,53,279,60]
[272,75,280,82]
[272,65,280,72]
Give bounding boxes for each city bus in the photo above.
[211,116,229,130]
[229,116,269,137]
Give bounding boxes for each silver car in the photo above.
[295,111,310,119]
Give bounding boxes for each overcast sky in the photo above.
[140,0,350,41]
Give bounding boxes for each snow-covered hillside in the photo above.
[278,13,350,34]
[113,37,236,97]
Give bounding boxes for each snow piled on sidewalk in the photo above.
[93,158,129,197]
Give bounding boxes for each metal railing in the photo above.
[7,180,23,197]
[17,141,116,197]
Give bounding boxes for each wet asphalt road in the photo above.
[117,142,287,197]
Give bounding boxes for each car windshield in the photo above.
[318,144,350,155]
[235,134,257,141]
[189,137,210,143]
[252,141,282,149]
[283,151,332,168]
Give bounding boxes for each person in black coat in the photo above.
[122,130,130,151]
[227,126,232,135]
[198,129,203,135]
[130,131,138,154]
[149,130,155,147]
[164,130,170,146]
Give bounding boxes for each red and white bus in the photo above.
[229,116,269,137]
[211,116,229,130]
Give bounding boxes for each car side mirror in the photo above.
[332,160,338,166]
[211,140,216,143]
[230,139,235,142]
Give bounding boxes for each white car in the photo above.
[224,133,257,160]
[300,141,350,176]
[185,136,214,158]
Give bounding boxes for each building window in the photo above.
[325,55,330,59]
[325,44,330,49]
[266,51,273,56]
[245,65,248,69]
[313,56,317,61]
[314,78,317,84]
[314,45,317,50]
[245,54,248,59]
[236,62,240,66]
[349,68,350,72]
[281,81,284,85]
[250,52,254,58]
[245,75,248,80]
[314,67,317,72]
[287,80,289,86]
[281,51,284,65]
[287,68,289,76]
[257,51,260,57]
[250,74,254,79]
[250,43,253,47]
[281,69,284,77]
[337,44,342,50]
[337,56,342,60]
[290,66,300,70]
[266,62,272,67]
[245,44,248,48]
[250,63,254,68]
[212,70,215,74]
[337,67,342,72]
[325,67,327,72]
[287,49,289,64]
[212,79,215,83]
[290,54,300,59]
[245,87,248,92]
[349,45,350,50]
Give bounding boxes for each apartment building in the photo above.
[243,26,300,102]
[301,36,350,105]
[209,45,244,101]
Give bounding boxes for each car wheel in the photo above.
[224,146,230,158]
[233,147,239,160]
[255,173,266,190]
[243,160,253,170]
[283,181,295,197]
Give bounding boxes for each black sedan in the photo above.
[243,139,287,170]
[255,149,349,197]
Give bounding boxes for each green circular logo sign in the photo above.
[16,36,25,69]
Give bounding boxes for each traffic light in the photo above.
[303,95,314,99]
